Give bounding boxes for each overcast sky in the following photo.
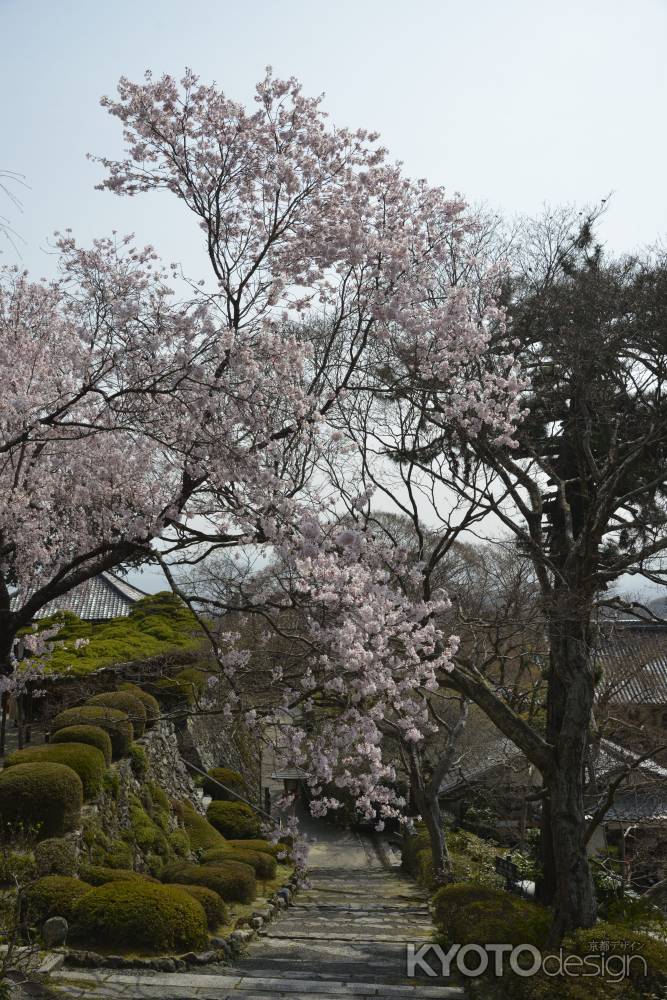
[3,0,665,592]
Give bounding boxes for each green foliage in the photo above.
[51,706,132,759]
[225,838,290,859]
[38,593,201,677]
[27,876,91,923]
[206,801,261,839]
[72,879,207,954]
[34,838,77,877]
[129,743,148,779]
[0,850,37,885]
[160,860,256,904]
[168,829,191,859]
[173,666,210,699]
[78,865,158,886]
[117,684,160,726]
[202,846,276,880]
[128,795,169,861]
[604,895,667,933]
[402,824,503,889]
[4,742,106,800]
[50,725,112,765]
[103,769,120,800]
[173,801,224,853]
[432,883,550,949]
[202,767,246,802]
[102,840,135,870]
[562,922,667,996]
[87,692,147,738]
[0,762,83,839]
[168,883,227,930]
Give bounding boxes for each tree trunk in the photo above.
[423,790,453,885]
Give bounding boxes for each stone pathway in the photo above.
[50,820,461,999]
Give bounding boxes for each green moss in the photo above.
[202,846,276,880]
[168,883,227,930]
[432,883,550,949]
[146,783,170,816]
[129,795,169,860]
[103,769,120,800]
[102,840,135,870]
[51,706,133,759]
[225,838,290,859]
[129,744,148,779]
[0,762,83,839]
[34,593,201,677]
[117,684,160,726]
[168,830,191,859]
[78,865,158,886]
[34,838,77,877]
[4,742,106,800]
[206,801,261,839]
[173,666,210,699]
[160,860,256,904]
[87,692,147,738]
[27,875,92,923]
[71,879,207,954]
[50,725,112,765]
[173,801,224,853]
[202,767,246,802]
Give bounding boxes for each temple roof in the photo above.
[13,572,147,621]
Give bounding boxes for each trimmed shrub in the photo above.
[128,796,169,860]
[174,666,210,699]
[169,883,227,929]
[206,801,261,840]
[118,683,160,726]
[103,839,135,870]
[129,743,148,779]
[202,847,276,880]
[168,829,191,859]
[432,883,549,949]
[173,801,224,852]
[35,838,77,877]
[562,922,667,995]
[72,880,207,954]
[202,767,246,802]
[4,742,106,801]
[160,860,256,904]
[51,707,132,759]
[87,692,147,738]
[225,838,290,859]
[27,875,91,923]
[0,851,37,884]
[0,762,83,838]
[79,865,159,886]
[50,725,112,765]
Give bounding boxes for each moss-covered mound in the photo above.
[169,883,227,930]
[34,837,78,877]
[225,838,290,859]
[202,767,246,802]
[160,860,256,904]
[117,683,160,726]
[206,801,261,839]
[27,875,92,923]
[86,692,147,738]
[0,762,83,838]
[4,742,106,800]
[173,801,225,852]
[51,706,132,759]
[432,883,550,949]
[50,725,112,765]
[72,879,208,954]
[79,865,159,886]
[202,846,276,880]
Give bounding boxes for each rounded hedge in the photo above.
[72,880,207,954]
[203,847,276,880]
[173,801,224,852]
[0,762,83,838]
[432,883,550,949]
[51,707,133,759]
[118,683,160,726]
[4,742,106,801]
[87,692,147,738]
[160,860,256,904]
[50,725,112,765]
[206,801,261,840]
[79,865,159,887]
[225,838,290,859]
[202,767,247,802]
[27,875,92,923]
[34,837,78,877]
[169,883,227,930]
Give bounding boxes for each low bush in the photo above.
[50,725,112,765]
[102,839,135,870]
[51,707,133,759]
[202,767,247,802]
[27,875,91,923]
[79,865,159,886]
[174,666,210,699]
[118,683,160,726]
[403,824,503,889]
[0,762,83,838]
[432,883,549,949]
[129,744,148,779]
[202,846,276,880]
[4,742,106,800]
[562,922,667,995]
[225,838,290,859]
[87,692,147,738]
[161,860,256,903]
[168,829,191,859]
[173,801,224,852]
[34,838,77,877]
[129,795,170,861]
[206,801,261,839]
[0,850,37,884]
[72,879,207,953]
[169,883,227,929]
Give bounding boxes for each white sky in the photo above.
[3,0,666,594]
